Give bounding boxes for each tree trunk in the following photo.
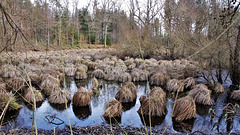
[104,24,108,48]
[231,25,240,86]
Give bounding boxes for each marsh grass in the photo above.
[115,82,137,103]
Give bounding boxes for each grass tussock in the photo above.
[209,82,224,93]
[75,67,87,79]
[138,87,166,117]
[150,72,170,86]
[117,72,132,82]
[6,77,25,92]
[91,77,99,90]
[183,77,195,90]
[172,96,196,121]
[28,72,40,85]
[48,90,71,104]
[103,99,122,118]
[115,82,137,103]
[24,87,44,103]
[0,91,21,111]
[72,87,92,107]
[92,69,106,79]
[230,90,240,100]
[0,82,6,93]
[166,79,184,92]
[188,84,213,105]
[40,74,60,96]
[64,66,77,77]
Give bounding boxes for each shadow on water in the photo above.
[49,102,70,111]
[172,118,195,133]
[138,114,165,127]
[72,105,92,120]
[122,99,136,111]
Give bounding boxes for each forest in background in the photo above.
[0,0,240,86]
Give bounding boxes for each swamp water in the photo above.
[2,74,240,134]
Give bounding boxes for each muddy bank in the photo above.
[1,124,219,135]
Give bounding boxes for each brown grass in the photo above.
[0,83,6,93]
[6,77,25,92]
[103,99,122,118]
[28,72,40,85]
[209,82,224,93]
[64,66,77,77]
[24,87,44,103]
[166,79,184,92]
[188,84,213,105]
[150,72,170,86]
[72,87,92,107]
[91,77,99,90]
[92,69,106,79]
[230,90,240,100]
[75,67,87,80]
[40,74,60,96]
[183,77,195,90]
[172,96,196,121]
[0,91,21,111]
[117,72,132,82]
[115,82,137,103]
[48,90,71,104]
[138,87,166,116]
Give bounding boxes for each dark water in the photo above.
[2,73,240,134]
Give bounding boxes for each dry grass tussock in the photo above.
[172,96,196,122]
[48,90,71,104]
[75,67,87,79]
[166,79,184,92]
[0,91,21,111]
[209,82,224,93]
[1,64,20,78]
[6,77,25,92]
[91,77,99,90]
[103,99,122,118]
[28,72,40,85]
[183,77,195,90]
[117,72,132,82]
[0,82,6,93]
[73,87,92,107]
[92,69,106,79]
[150,72,170,86]
[230,90,240,100]
[188,84,213,105]
[64,66,77,77]
[138,87,166,116]
[40,74,60,96]
[131,68,149,82]
[115,82,137,103]
[24,87,44,103]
